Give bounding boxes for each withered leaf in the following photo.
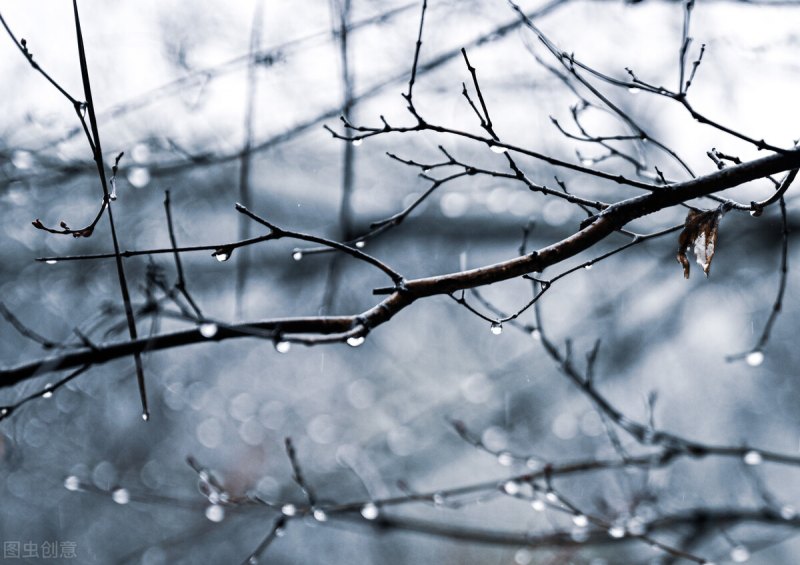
[676,205,727,279]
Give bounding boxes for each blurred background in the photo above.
[1,0,800,563]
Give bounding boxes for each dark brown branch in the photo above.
[6,148,800,385]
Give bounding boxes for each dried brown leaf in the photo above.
[676,206,726,279]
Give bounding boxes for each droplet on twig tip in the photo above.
[205,504,225,522]
[64,475,81,491]
[745,351,764,367]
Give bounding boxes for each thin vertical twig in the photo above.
[71,0,149,420]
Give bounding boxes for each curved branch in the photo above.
[3,148,799,386]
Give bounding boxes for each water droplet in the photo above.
[743,450,763,466]
[199,323,218,338]
[275,526,286,537]
[275,341,291,354]
[42,385,53,399]
[248,557,258,565]
[141,412,150,422]
[531,499,546,512]
[352,139,363,147]
[127,166,151,188]
[502,481,520,495]
[745,351,764,367]
[750,208,763,217]
[360,502,379,520]
[581,159,594,166]
[111,487,130,505]
[781,505,797,520]
[584,263,593,270]
[490,144,507,154]
[12,150,33,169]
[497,452,514,466]
[515,548,533,565]
[45,259,58,265]
[347,336,365,347]
[131,143,150,163]
[608,525,626,538]
[281,503,296,516]
[432,492,446,506]
[490,322,503,335]
[545,491,559,503]
[730,545,750,563]
[292,251,303,261]
[355,241,365,249]
[213,250,231,262]
[572,514,588,527]
[64,475,81,491]
[205,504,225,522]
[313,508,327,522]
[530,329,542,341]
[628,86,641,95]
